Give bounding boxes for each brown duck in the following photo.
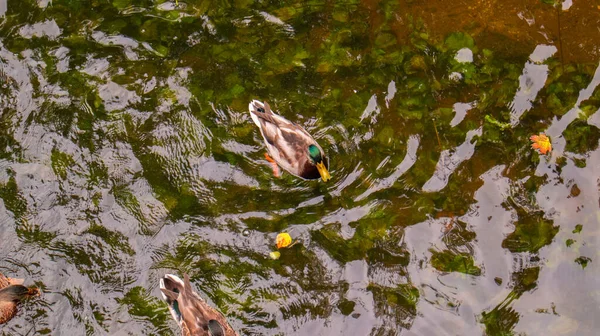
[248,100,331,182]
[159,274,238,336]
[0,272,39,324]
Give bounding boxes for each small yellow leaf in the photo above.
[276,232,292,249]
[530,133,552,154]
[269,251,281,260]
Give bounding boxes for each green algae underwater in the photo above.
[0,0,600,335]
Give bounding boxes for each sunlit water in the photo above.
[1,1,599,335]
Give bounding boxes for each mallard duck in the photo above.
[0,272,39,324]
[159,274,238,336]
[248,100,331,181]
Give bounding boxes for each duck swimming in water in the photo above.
[159,274,238,336]
[0,272,39,324]
[248,100,331,182]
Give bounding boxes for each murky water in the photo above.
[1,1,599,335]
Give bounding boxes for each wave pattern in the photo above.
[1,1,600,335]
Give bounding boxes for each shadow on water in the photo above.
[0,0,599,335]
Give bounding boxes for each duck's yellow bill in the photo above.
[316,162,331,182]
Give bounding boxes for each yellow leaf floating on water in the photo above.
[530,133,552,154]
[269,251,281,260]
[276,232,292,249]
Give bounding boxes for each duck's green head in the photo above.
[308,145,330,182]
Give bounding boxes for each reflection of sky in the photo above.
[450,101,476,127]
[355,135,419,202]
[406,166,515,335]
[540,62,600,162]
[510,45,557,126]
[422,128,482,193]
[0,2,599,335]
[455,47,473,63]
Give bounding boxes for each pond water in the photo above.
[1,0,599,335]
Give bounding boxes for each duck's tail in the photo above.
[249,100,275,127]
[159,274,184,295]
[248,100,264,127]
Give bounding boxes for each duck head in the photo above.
[308,144,330,182]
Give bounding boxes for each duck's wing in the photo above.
[249,101,307,142]
[179,274,221,335]
[168,274,238,336]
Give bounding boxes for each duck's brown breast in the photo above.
[0,301,18,325]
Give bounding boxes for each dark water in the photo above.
[1,0,599,335]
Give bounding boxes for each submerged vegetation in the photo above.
[0,0,599,335]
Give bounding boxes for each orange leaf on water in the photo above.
[276,232,292,249]
[530,133,552,154]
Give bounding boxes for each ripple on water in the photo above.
[0,1,600,335]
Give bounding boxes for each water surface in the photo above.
[1,1,600,335]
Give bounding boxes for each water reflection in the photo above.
[510,45,556,125]
[0,1,599,335]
